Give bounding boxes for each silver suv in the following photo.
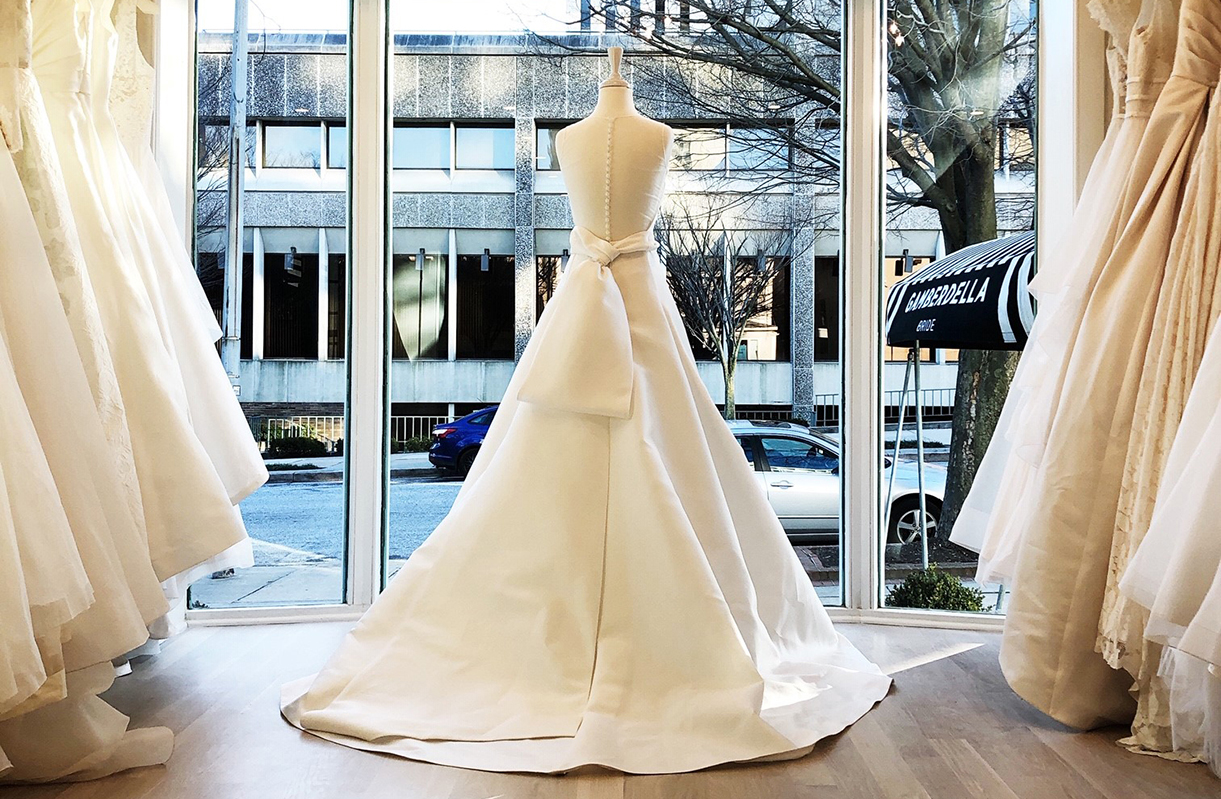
[728,420,946,545]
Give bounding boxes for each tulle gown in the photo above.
[30,0,252,584]
[951,0,1174,583]
[283,111,891,775]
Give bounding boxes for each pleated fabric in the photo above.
[950,0,1175,582]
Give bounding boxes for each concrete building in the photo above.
[195,30,1034,435]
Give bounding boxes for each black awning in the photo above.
[885,231,1036,351]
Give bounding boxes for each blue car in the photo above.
[429,406,498,475]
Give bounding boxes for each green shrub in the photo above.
[886,565,990,613]
[265,436,329,458]
[390,437,432,454]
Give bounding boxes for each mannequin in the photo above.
[555,47,672,241]
[281,45,890,775]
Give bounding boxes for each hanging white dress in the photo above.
[998,0,1220,731]
[89,0,266,505]
[104,0,254,633]
[951,0,1174,582]
[31,0,250,584]
[283,104,891,775]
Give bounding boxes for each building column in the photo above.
[252,227,265,360]
[512,56,536,362]
[790,195,817,422]
[317,227,329,360]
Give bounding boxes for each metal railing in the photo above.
[251,415,457,454]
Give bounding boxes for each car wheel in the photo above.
[457,447,479,477]
[888,496,939,545]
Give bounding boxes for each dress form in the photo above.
[556,47,672,240]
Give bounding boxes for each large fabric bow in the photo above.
[517,226,657,419]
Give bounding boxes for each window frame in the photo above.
[174,0,1096,630]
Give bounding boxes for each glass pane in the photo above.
[327,124,347,169]
[729,126,790,171]
[383,2,844,606]
[455,126,515,169]
[190,1,349,609]
[881,1,1038,614]
[392,126,451,169]
[536,125,565,170]
[262,123,322,168]
[671,127,726,171]
[456,254,515,359]
[391,249,449,359]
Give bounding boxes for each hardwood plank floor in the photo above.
[3,622,1217,799]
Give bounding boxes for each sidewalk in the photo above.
[264,452,438,483]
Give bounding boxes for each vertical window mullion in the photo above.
[841,0,885,611]
[344,0,390,608]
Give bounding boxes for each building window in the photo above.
[392,125,451,169]
[729,126,791,171]
[455,126,515,170]
[264,247,320,358]
[391,251,449,359]
[457,253,515,358]
[813,255,838,363]
[535,254,563,319]
[262,122,322,168]
[535,125,567,170]
[671,127,726,171]
[737,256,791,362]
[327,254,346,358]
[327,123,347,169]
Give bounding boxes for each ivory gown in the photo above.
[951,0,1175,583]
[1121,308,1221,776]
[31,0,252,584]
[90,0,267,506]
[282,71,891,775]
[997,0,1220,731]
[104,0,255,632]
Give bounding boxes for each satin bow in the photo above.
[517,226,657,419]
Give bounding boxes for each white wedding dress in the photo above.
[282,77,891,775]
[31,0,253,584]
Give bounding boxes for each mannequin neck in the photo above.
[592,85,639,117]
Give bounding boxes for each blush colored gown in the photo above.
[282,107,891,774]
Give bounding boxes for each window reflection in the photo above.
[263,123,322,168]
[392,126,451,169]
[455,126,514,169]
[391,251,449,360]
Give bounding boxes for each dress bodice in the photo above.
[30,0,92,96]
[1169,0,1221,86]
[557,113,672,240]
[108,0,155,153]
[1124,0,1181,117]
[0,0,33,150]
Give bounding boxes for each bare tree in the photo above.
[534,0,1036,535]
[656,196,797,419]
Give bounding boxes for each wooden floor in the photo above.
[5,622,1218,799]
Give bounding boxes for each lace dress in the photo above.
[998,0,1219,732]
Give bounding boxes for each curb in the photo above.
[265,467,440,484]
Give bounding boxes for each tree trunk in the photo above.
[723,354,737,420]
[935,152,1013,541]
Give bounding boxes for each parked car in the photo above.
[429,406,498,475]
[728,420,945,545]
